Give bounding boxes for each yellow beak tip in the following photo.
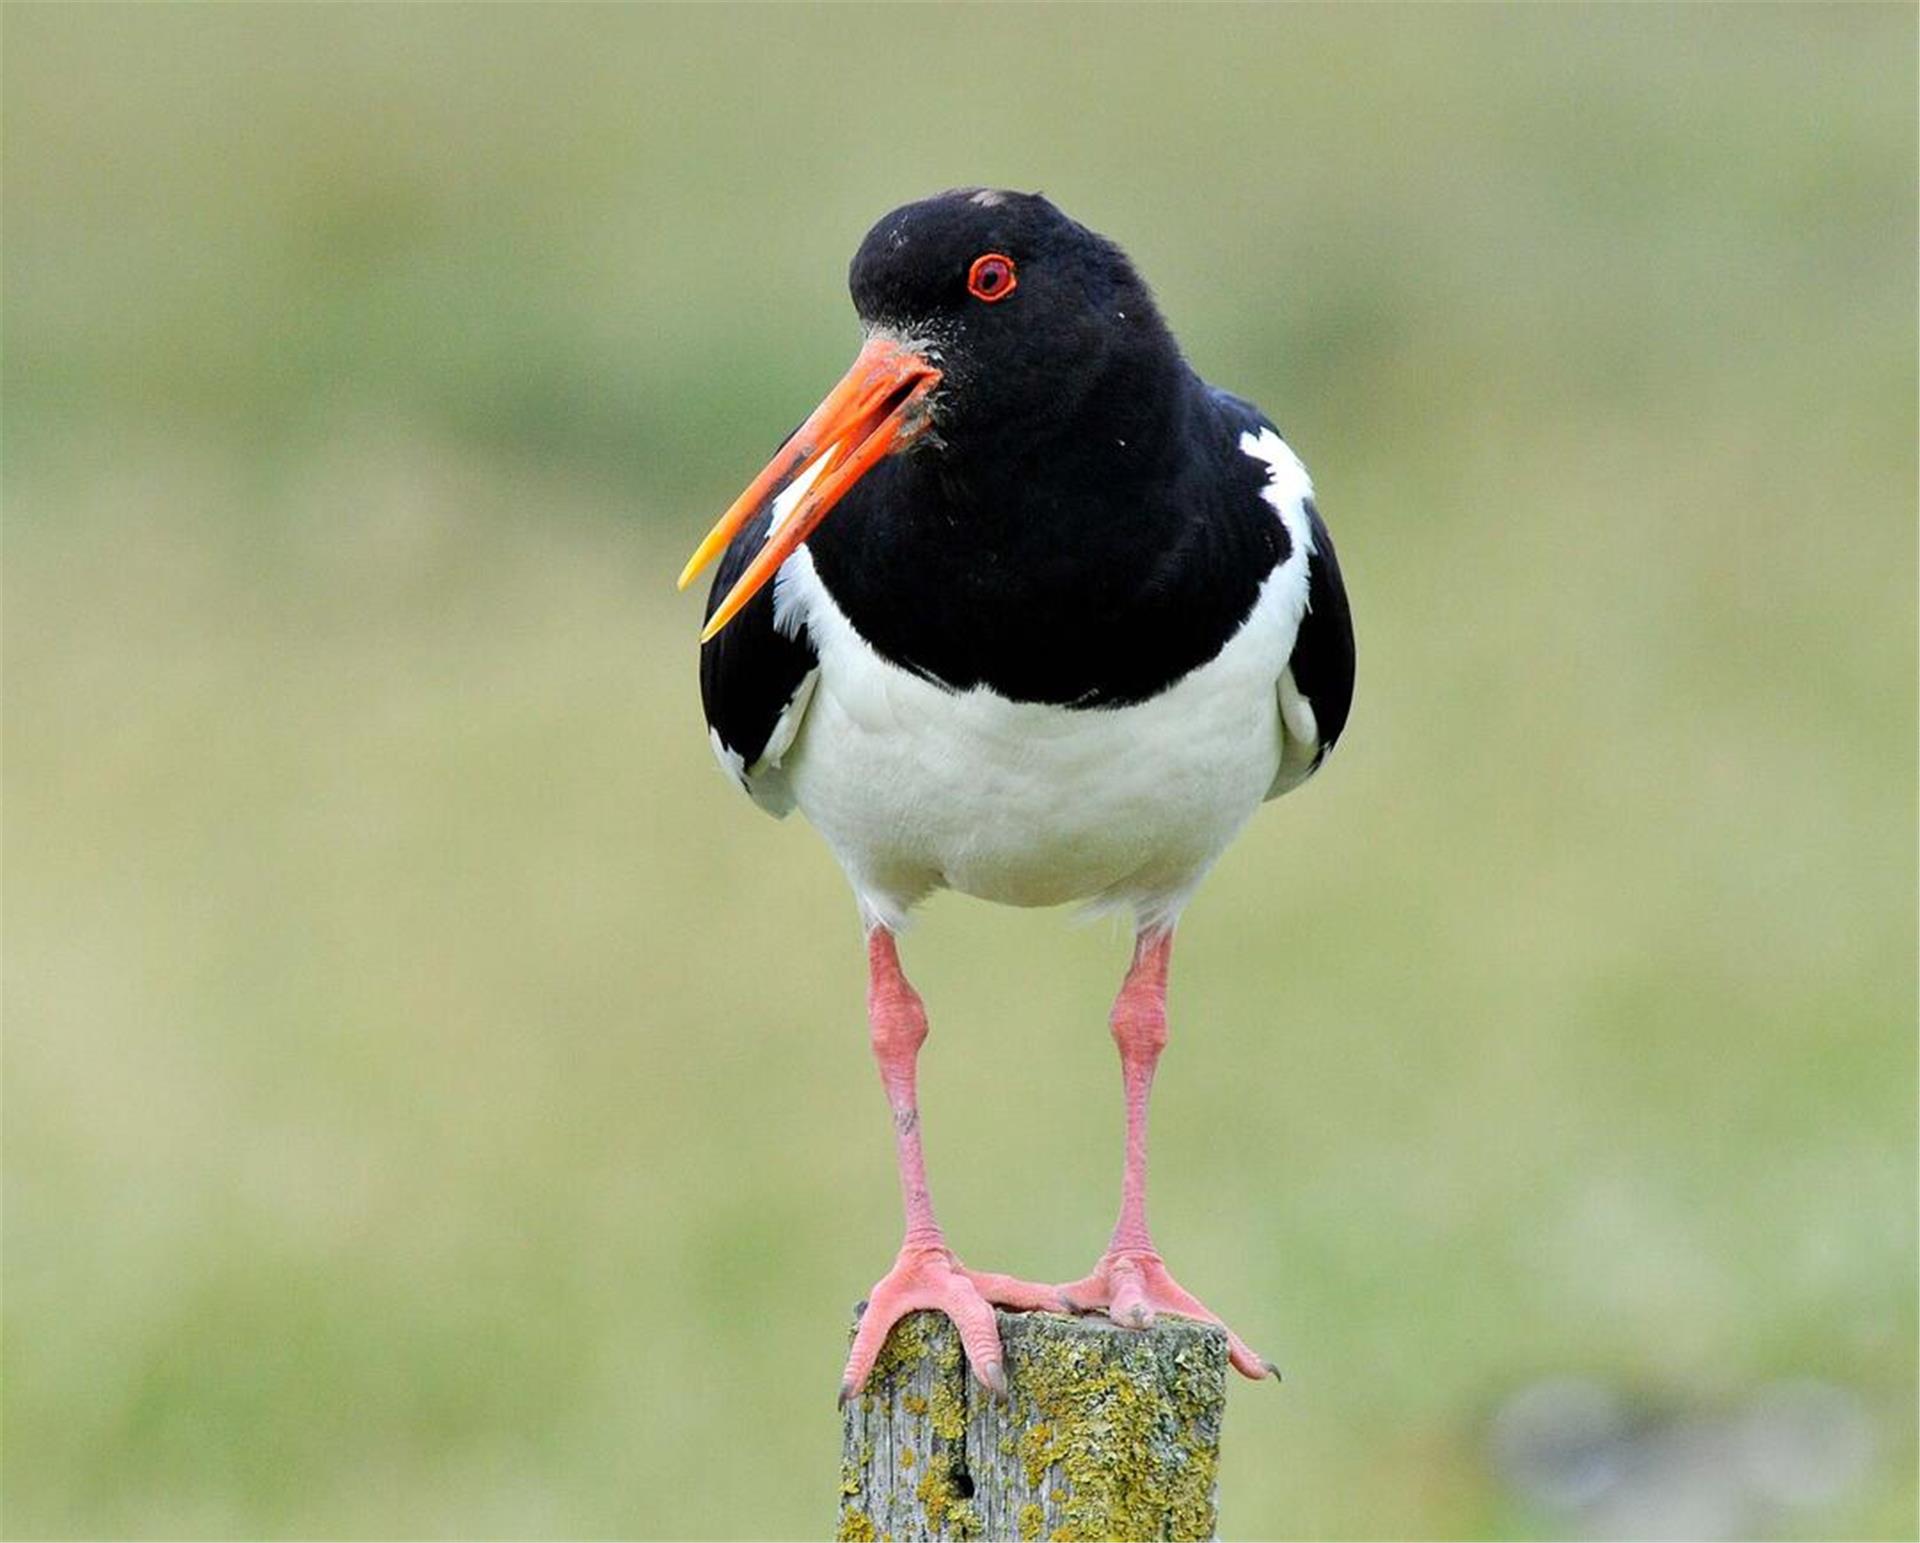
[676,550,716,591]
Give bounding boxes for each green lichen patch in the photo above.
[916,1461,980,1536]
[998,1310,1226,1542]
[836,1506,877,1542]
[1018,1422,1059,1490]
[868,1310,954,1386]
[928,1378,967,1442]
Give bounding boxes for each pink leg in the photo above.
[1059,930,1279,1381]
[839,929,1057,1403]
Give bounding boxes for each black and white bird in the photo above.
[680,189,1354,1400]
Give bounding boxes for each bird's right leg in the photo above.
[839,927,1057,1403]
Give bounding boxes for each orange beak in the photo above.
[679,336,942,643]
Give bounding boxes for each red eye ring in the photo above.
[967,252,1018,303]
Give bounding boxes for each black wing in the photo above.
[1207,387,1355,797]
[1288,493,1355,767]
[697,502,819,816]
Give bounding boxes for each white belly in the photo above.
[774,549,1298,932]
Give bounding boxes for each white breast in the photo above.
[769,545,1308,934]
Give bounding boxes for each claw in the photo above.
[1053,1248,1275,1382]
[842,1247,1055,1397]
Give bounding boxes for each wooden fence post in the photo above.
[837,1307,1228,1541]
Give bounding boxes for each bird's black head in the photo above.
[847,189,1178,451]
[682,190,1187,640]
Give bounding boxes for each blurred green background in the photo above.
[4,5,1914,1539]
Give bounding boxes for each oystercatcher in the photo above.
[680,189,1354,1400]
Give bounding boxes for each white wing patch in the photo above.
[757,669,818,770]
[1239,427,1327,798]
[1239,427,1315,558]
[708,727,748,791]
[1277,667,1319,746]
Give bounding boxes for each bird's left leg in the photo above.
[1057,928,1280,1380]
[839,927,1058,1403]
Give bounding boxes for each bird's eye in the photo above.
[966,253,1018,303]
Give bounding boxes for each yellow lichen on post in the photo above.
[837,1307,1229,1541]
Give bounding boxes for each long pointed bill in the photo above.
[679,337,940,643]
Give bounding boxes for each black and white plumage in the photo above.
[693,189,1353,934]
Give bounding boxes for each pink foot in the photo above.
[840,1244,1062,1402]
[1061,1248,1279,1381]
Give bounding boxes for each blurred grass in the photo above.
[3,5,1915,1539]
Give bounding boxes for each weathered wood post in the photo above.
[837,1308,1229,1541]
